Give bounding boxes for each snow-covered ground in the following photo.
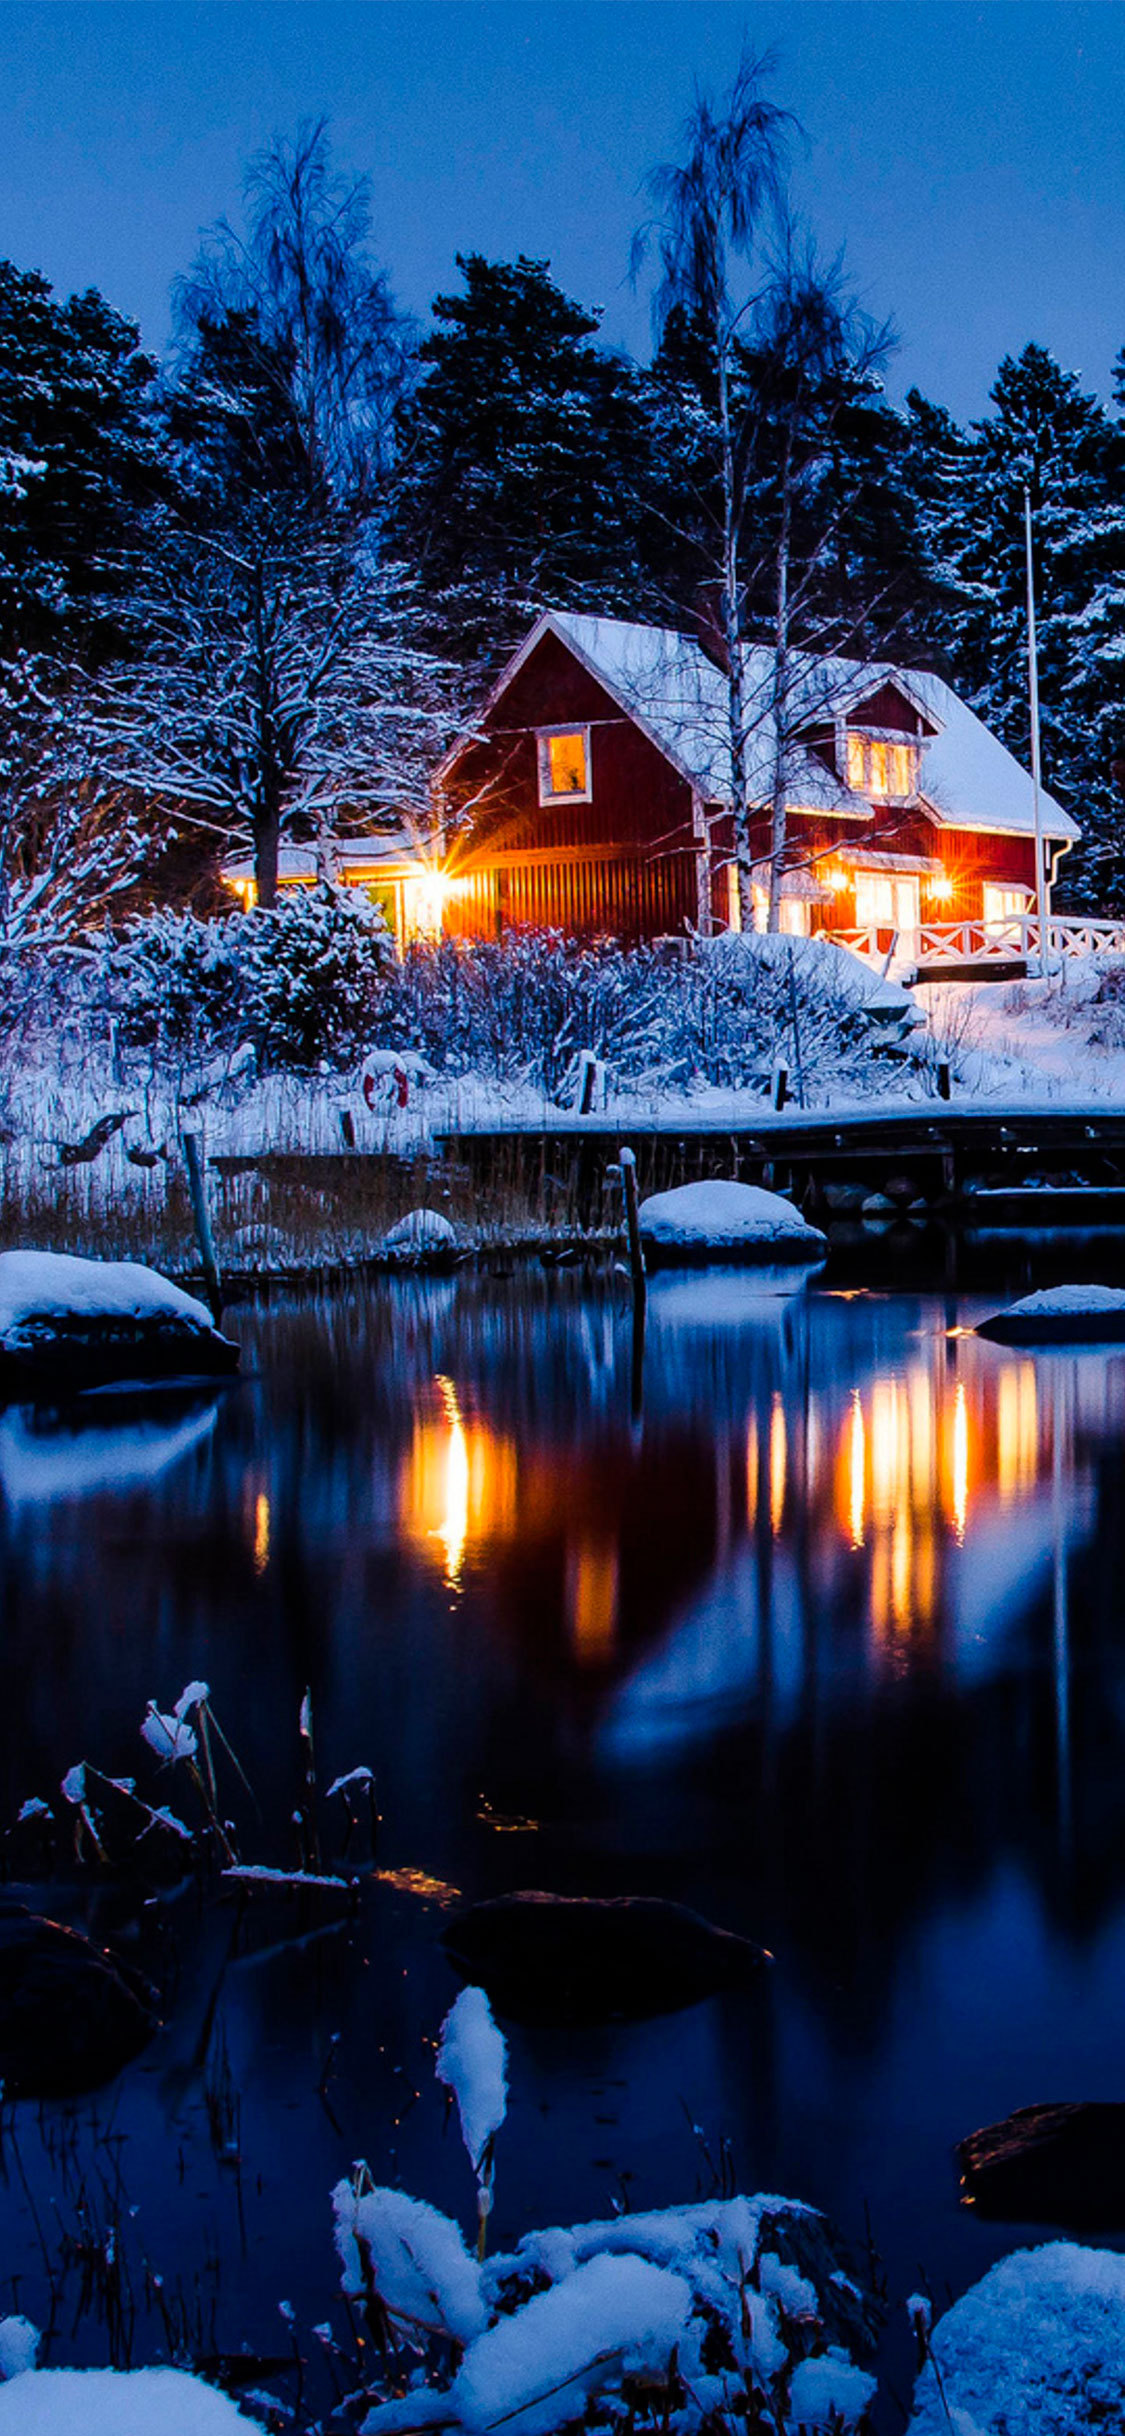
[916,961,1125,1102]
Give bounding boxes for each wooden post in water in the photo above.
[182,1130,223,1327]
[619,1145,646,1421]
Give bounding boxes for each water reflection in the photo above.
[6,1270,1125,2372]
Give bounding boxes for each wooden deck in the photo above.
[434,1104,1125,1224]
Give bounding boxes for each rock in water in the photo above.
[0,1900,158,2096]
[638,1181,825,1268]
[976,1285,1125,1345]
[958,2102,1125,2229]
[441,1892,770,2022]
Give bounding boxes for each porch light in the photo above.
[825,864,849,893]
[928,872,955,904]
[404,865,464,938]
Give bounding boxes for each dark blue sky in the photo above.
[3,1,1123,421]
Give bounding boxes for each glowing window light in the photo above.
[845,734,918,800]
[848,1390,866,1550]
[769,1395,787,1535]
[537,728,590,802]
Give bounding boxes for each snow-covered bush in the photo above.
[367,931,887,1100]
[100,883,393,1075]
[334,2182,879,2436]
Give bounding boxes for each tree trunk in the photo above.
[767,437,794,936]
[718,346,754,935]
[254,810,281,909]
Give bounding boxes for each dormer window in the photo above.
[537,726,591,804]
[846,733,919,801]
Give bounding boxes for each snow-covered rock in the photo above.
[908,2241,1125,2435]
[638,1180,826,1265]
[0,2316,39,2379]
[0,2365,253,2430]
[0,1251,238,1385]
[977,1283,1125,1344]
[379,1208,460,1264]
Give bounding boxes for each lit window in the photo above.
[846,734,919,800]
[982,884,1032,943]
[537,727,591,803]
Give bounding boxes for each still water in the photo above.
[3,1264,1125,2407]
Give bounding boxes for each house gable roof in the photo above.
[443,611,1079,844]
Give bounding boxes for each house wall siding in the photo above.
[442,630,701,940]
[438,623,1050,945]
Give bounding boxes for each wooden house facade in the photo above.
[432,612,1080,964]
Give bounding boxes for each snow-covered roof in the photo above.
[506,612,1078,844]
[222,832,425,888]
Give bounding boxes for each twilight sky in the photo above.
[2,0,1123,422]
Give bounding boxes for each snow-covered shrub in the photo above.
[100,884,393,1075]
[337,2183,880,2436]
[366,931,886,1101]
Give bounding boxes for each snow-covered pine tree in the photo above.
[908,344,1125,906]
[0,259,160,654]
[390,253,652,671]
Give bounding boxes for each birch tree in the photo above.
[633,54,791,930]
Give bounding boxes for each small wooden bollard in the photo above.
[575,1050,598,1115]
[619,1146,646,1423]
[772,1062,790,1112]
[182,1130,223,1327]
[937,1061,952,1102]
[619,1146,646,1315]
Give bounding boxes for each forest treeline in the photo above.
[2,102,1124,929]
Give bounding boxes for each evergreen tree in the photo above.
[391,253,651,668]
[909,344,1125,904]
[0,260,159,655]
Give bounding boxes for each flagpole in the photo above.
[1024,483,1049,970]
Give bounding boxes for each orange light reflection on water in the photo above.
[401,1377,518,1590]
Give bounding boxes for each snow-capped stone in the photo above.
[380,1208,459,1260]
[977,1283,1125,1343]
[638,1180,825,1264]
[0,2316,40,2379]
[908,2240,1125,2435]
[0,1251,237,1381]
[0,2365,256,2430]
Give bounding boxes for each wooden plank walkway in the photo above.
[434,1104,1125,1221]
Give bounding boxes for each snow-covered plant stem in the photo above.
[436,1987,508,2259]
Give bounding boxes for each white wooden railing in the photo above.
[835,916,1125,974]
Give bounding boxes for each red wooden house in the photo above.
[431,611,1080,970]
